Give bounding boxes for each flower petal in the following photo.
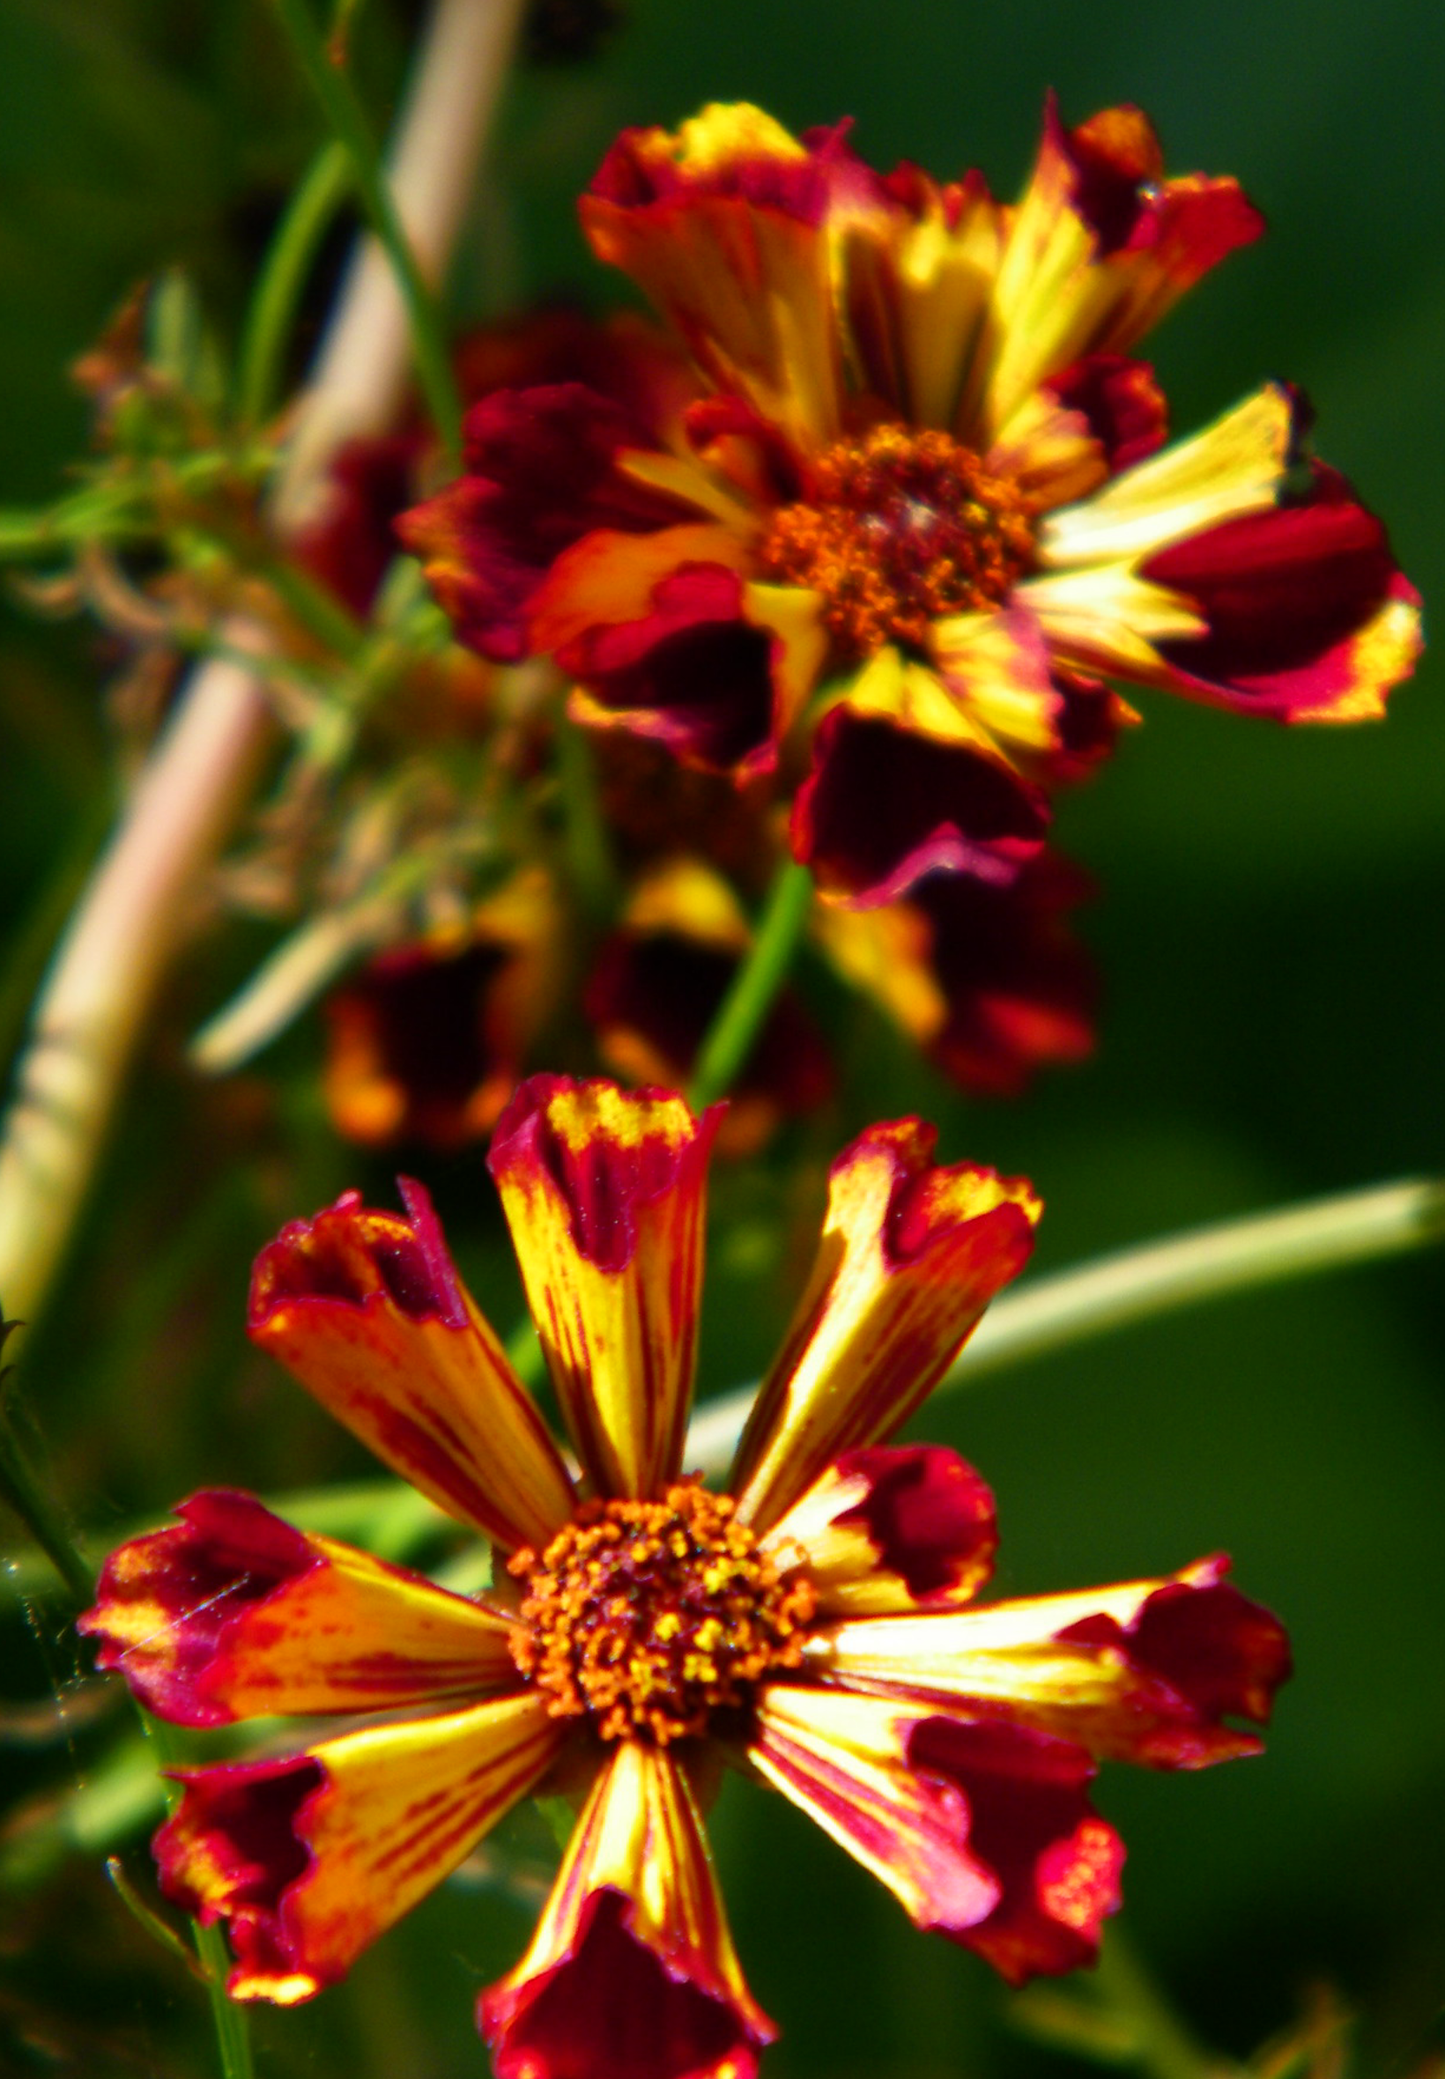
[763,1445,998,1617]
[480,1738,773,2079]
[399,383,695,662]
[1139,469,1422,721]
[1036,383,1301,572]
[748,1682,1000,1937]
[155,1692,559,2002]
[729,1118,1039,1531]
[488,1077,722,1500]
[558,563,795,780]
[79,1489,516,1725]
[248,1179,575,1553]
[752,1682,1123,1983]
[323,870,563,1151]
[984,98,1262,438]
[810,1553,1292,1766]
[582,104,882,453]
[988,353,1168,515]
[792,706,1050,908]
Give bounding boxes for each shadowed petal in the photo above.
[481,1738,773,2079]
[793,706,1051,908]
[810,1553,1292,1766]
[764,1445,998,1617]
[155,1694,560,2003]
[248,1179,575,1554]
[489,1077,723,1499]
[79,1489,517,1725]
[730,1119,1039,1530]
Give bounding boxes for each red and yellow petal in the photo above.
[156,1692,560,2003]
[248,1179,575,1554]
[751,1682,1123,1984]
[762,1445,998,1617]
[488,1077,722,1500]
[79,1489,517,1725]
[1139,470,1422,722]
[582,103,880,456]
[729,1120,1039,1531]
[809,1553,1292,1767]
[983,98,1262,441]
[480,1737,773,2079]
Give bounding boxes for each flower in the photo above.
[402,98,1421,906]
[81,1077,1290,2078]
[322,870,563,1150]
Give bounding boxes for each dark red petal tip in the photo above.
[247,1183,467,1332]
[832,1445,998,1602]
[481,1887,769,2079]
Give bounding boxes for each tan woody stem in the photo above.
[0,0,525,1332]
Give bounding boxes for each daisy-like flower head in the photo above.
[402,98,1421,906]
[81,1078,1290,2078]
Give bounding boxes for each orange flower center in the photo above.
[509,1482,815,1745]
[757,424,1033,657]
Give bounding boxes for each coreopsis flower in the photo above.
[402,98,1421,905]
[322,870,563,1150]
[81,1078,1290,2078]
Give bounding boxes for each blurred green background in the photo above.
[1,1,1443,2074]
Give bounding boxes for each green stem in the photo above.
[269,0,464,467]
[236,139,354,428]
[684,1172,1445,1472]
[686,859,814,1112]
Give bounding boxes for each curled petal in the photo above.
[751,1683,1123,1984]
[748,1683,999,1938]
[481,1738,773,2079]
[248,1179,575,1553]
[908,1713,1125,1982]
[730,1118,1039,1530]
[79,1489,516,1725]
[1140,470,1422,721]
[811,1553,1292,1767]
[582,103,885,453]
[398,383,693,662]
[985,97,1262,438]
[156,1693,560,2003]
[488,1077,722,1499]
[560,563,795,779]
[989,354,1168,516]
[793,706,1050,908]
[763,1444,998,1616]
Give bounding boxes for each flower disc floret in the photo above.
[758,425,1035,657]
[509,1481,815,1743]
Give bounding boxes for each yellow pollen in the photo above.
[757,423,1034,658]
[509,1482,816,1745]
